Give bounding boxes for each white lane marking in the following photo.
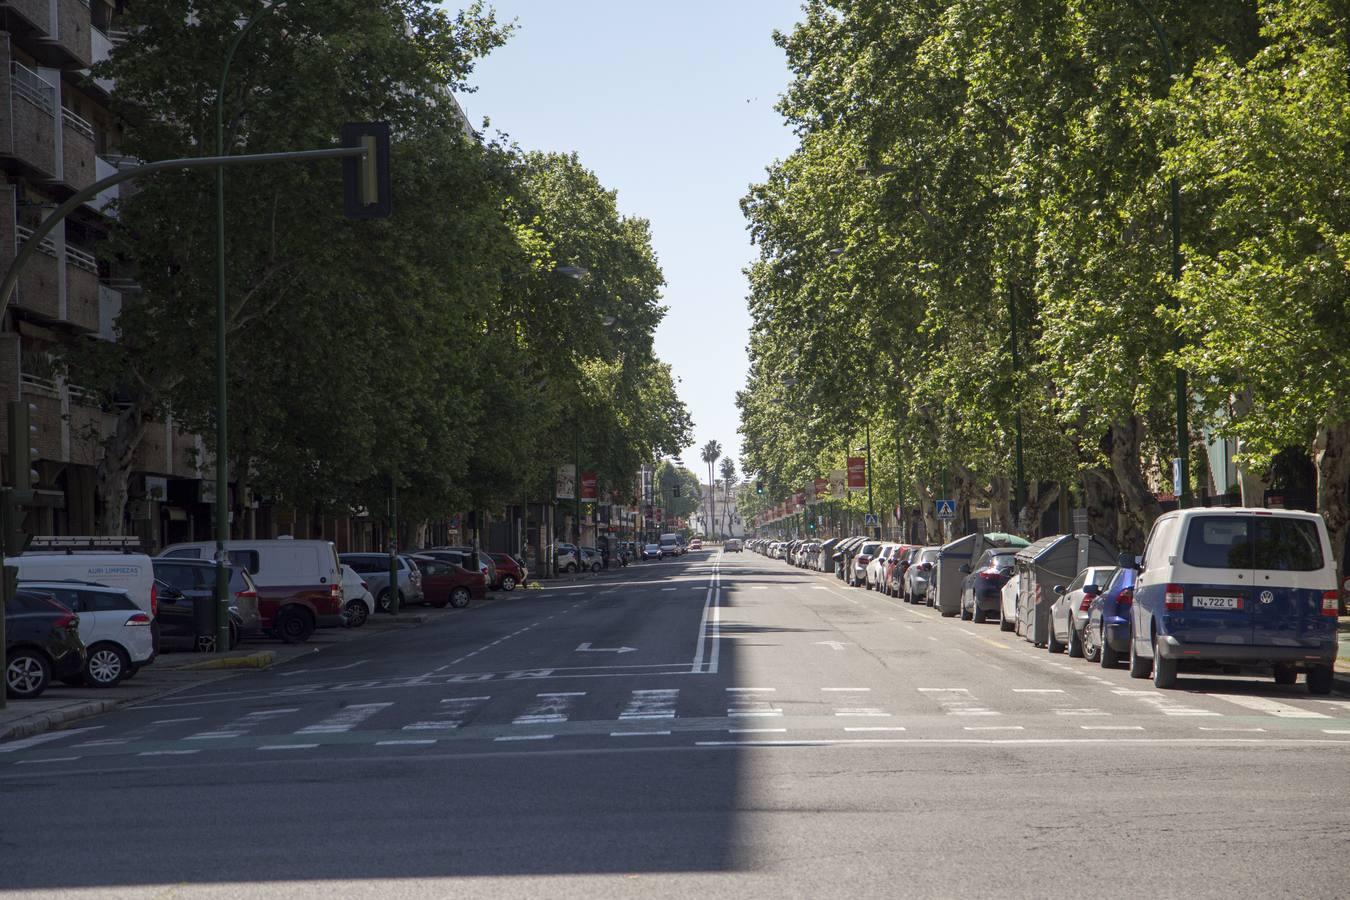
[151,718,201,725]
[960,629,978,636]
[404,696,491,732]
[918,688,970,693]
[1082,726,1143,731]
[296,702,392,734]
[1013,689,1066,694]
[513,693,584,725]
[729,728,787,734]
[1053,709,1110,717]
[138,749,201,756]
[661,588,677,592]
[187,708,299,740]
[834,709,892,717]
[1323,729,1350,735]
[697,737,1350,748]
[279,659,370,678]
[376,739,436,746]
[919,687,999,717]
[728,699,783,718]
[822,687,871,692]
[927,637,940,642]
[259,744,319,751]
[495,734,554,741]
[611,730,672,737]
[726,687,776,692]
[1198,726,1266,732]
[74,739,128,747]
[16,756,81,764]
[691,562,717,673]
[964,726,1024,731]
[1211,694,1332,719]
[1114,691,1222,717]
[845,727,906,732]
[620,689,679,720]
[0,726,102,753]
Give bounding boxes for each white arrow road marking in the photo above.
[279,659,370,678]
[575,643,637,654]
[814,641,850,651]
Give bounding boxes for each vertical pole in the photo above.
[894,420,904,542]
[387,473,400,615]
[1009,283,1026,528]
[213,59,232,655]
[574,429,581,547]
[865,423,876,538]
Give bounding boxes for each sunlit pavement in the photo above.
[3,550,1348,898]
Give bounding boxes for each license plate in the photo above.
[1192,595,1243,610]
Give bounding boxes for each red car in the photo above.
[489,553,528,591]
[411,555,486,608]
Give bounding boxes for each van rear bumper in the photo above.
[1156,635,1337,666]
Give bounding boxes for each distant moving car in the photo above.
[724,538,742,552]
[23,583,154,688]
[689,538,703,551]
[5,589,86,699]
[643,543,663,560]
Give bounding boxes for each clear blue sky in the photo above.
[452,0,803,475]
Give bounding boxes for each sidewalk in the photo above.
[0,610,435,743]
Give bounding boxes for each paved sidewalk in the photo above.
[0,610,435,743]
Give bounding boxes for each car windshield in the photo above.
[860,543,881,555]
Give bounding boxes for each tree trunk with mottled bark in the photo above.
[1107,416,1162,552]
[95,403,150,536]
[1314,420,1350,612]
[1020,481,1060,540]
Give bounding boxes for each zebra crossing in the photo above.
[6,680,1350,765]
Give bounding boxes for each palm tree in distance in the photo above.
[700,440,722,539]
[719,457,737,536]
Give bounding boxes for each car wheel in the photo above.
[1067,621,1084,659]
[376,589,394,613]
[1306,665,1334,695]
[960,601,972,621]
[1099,625,1118,667]
[998,603,1015,632]
[972,602,986,624]
[85,642,130,688]
[501,575,517,592]
[6,650,50,699]
[1273,664,1297,686]
[1047,619,1065,654]
[1128,628,1151,679]
[591,563,602,574]
[565,563,577,574]
[449,587,472,609]
[276,607,315,644]
[1152,640,1178,689]
[345,600,369,628]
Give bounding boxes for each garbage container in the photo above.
[191,594,220,652]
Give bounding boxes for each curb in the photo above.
[0,698,121,743]
[184,651,277,670]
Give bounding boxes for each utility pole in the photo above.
[865,423,877,539]
[387,471,400,615]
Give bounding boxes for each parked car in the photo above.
[158,539,345,643]
[866,544,896,590]
[8,550,157,622]
[339,552,425,611]
[1047,565,1116,657]
[22,583,153,687]
[849,541,882,587]
[489,553,527,591]
[724,538,742,553]
[417,548,493,586]
[152,559,262,649]
[1127,508,1339,693]
[4,589,86,699]
[579,547,604,572]
[642,543,663,560]
[410,554,485,608]
[999,574,1021,632]
[956,549,1018,623]
[339,564,375,627]
[904,547,940,603]
[554,543,580,573]
[1084,565,1136,667]
[431,546,496,589]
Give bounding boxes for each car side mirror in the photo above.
[1052,584,1066,596]
[959,564,971,574]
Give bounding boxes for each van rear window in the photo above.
[1253,518,1324,571]
[1183,517,1252,568]
[1182,516,1324,571]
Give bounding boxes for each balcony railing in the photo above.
[67,383,99,407]
[66,243,98,273]
[15,226,58,259]
[62,107,95,141]
[11,62,57,115]
[19,373,60,399]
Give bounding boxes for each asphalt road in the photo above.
[3,549,1349,898]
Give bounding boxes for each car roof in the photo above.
[19,580,131,594]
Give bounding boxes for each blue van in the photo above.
[1127,508,1339,693]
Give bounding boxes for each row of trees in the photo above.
[736,1,1349,583]
[77,0,691,533]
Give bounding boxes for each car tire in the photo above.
[1306,665,1334,695]
[376,589,396,613]
[275,606,315,644]
[591,563,602,574]
[1098,625,1118,667]
[1128,629,1151,679]
[972,605,986,624]
[1047,620,1065,654]
[565,563,577,574]
[501,575,516,592]
[449,587,472,609]
[1273,664,1297,686]
[998,603,1015,632]
[345,600,369,628]
[1067,622,1084,659]
[1152,642,1178,689]
[84,642,130,688]
[960,601,972,621]
[6,649,50,699]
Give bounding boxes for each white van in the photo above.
[1128,507,1339,693]
[8,550,157,619]
[158,539,344,642]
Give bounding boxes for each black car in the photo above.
[959,549,1019,624]
[152,559,262,651]
[5,589,86,699]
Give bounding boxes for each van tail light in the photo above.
[1117,587,1134,608]
[150,581,158,617]
[124,612,152,626]
[1322,591,1340,616]
[1165,584,1185,611]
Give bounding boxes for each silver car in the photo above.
[338,553,425,611]
[1048,565,1116,657]
[905,547,941,604]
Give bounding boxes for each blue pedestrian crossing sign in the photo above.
[935,499,957,520]
[864,513,879,526]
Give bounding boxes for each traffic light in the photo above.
[342,121,392,219]
[756,481,764,495]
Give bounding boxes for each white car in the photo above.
[25,582,154,687]
[1000,574,1021,632]
[340,564,375,627]
[866,544,896,590]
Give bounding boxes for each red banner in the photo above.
[793,492,805,509]
[580,471,598,501]
[847,456,867,490]
[813,477,828,499]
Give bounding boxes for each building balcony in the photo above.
[60,105,95,192]
[89,26,113,94]
[97,280,120,339]
[0,53,59,179]
[1,0,93,69]
[83,153,117,215]
[65,240,99,331]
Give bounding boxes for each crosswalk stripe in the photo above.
[514,693,584,725]
[297,703,393,734]
[1210,695,1332,719]
[187,708,299,740]
[620,689,678,720]
[404,696,490,732]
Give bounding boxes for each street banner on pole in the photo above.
[829,469,846,498]
[580,471,598,502]
[813,477,828,501]
[556,465,576,500]
[793,491,805,510]
[847,457,866,491]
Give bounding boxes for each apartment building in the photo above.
[0,0,213,548]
